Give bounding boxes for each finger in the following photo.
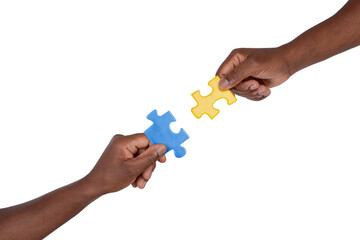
[243,85,271,101]
[129,144,167,175]
[136,177,147,189]
[216,49,248,78]
[219,61,254,90]
[134,177,145,189]
[132,175,142,188]
[139,142,166,162]
[232,79,260,94]
[158,155,166,163]
[132,176,140,188]
[256,85,271,98]
[142,163,156,181]
[123,133,151,156]
[232,77,270,96]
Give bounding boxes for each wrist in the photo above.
[277,42,304,76]
[77,175,106,200]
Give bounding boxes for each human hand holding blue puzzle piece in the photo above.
[144,110,189,158]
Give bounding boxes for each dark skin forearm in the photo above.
[0,178,100,240]
[217,0,360,101]
[0,134,167,240]
[282,0,360,75]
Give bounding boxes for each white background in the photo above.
[0,0,359,239]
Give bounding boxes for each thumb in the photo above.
[219,61,253,90]
[129,144,167,175]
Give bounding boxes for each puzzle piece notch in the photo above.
[191,76,237,119]
[144,110,189,158]
[147,109,175,126]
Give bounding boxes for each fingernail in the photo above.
[249,84,257,90]
[259,90,269,97]
[219,78,230,90]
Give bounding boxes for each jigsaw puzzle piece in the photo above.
[172,145,186,158]
[147,109,175,127]
[208,77,237,105]
[170,128,189,158]
[191,76,237,119]
[191,90,219,119]
[144,110,189,158]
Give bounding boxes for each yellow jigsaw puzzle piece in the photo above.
[191,76,237,119]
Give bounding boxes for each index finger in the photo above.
[216,49,248,78]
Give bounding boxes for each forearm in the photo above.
[0,177,101,240]
[0,134,165,240]
[280,0,360,75]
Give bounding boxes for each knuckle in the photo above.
[240,82,251,91]
[233,48,243,56]
[233,48,249,59]
[112,134,123,140]
[230,48,239,55]
[230,48,243,60]
[230,48,238,54]
[112,134,125,146]
[231,48,244,53]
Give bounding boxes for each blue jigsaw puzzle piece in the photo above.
[144,110,189,158]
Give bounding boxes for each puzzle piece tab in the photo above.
[144,110,189,158]
[191,76,237,119]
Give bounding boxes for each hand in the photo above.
[217,48,291,101]
[131,142,167,189]
[84,134,167,196]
